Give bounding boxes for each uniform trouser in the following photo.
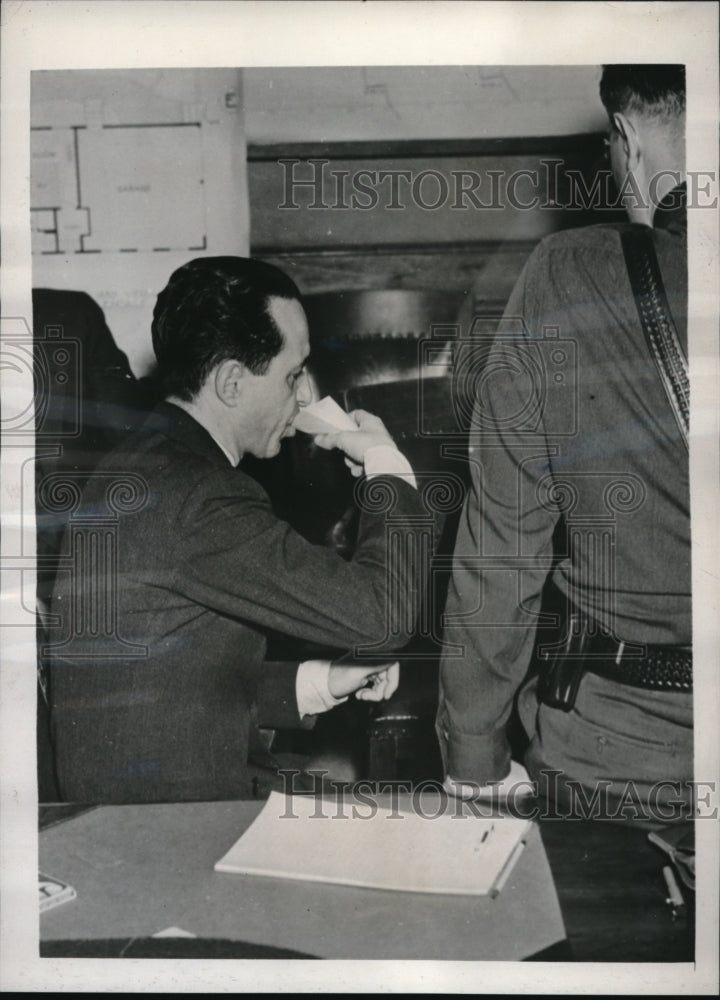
[518,671,694,824]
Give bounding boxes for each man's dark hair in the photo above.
[151,256,302,401]
[600,64,686,122]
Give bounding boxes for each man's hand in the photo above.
[443,759,533,801]
[328,660,400,702]
[313,409,395,472]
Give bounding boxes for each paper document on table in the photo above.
[215,792,533,896]
[293,396,358,435]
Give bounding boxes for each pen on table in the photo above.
[490,839,525,898]
[662,865,685,917]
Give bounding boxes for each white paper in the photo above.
[215,792,532,896]
[293,396,358,435]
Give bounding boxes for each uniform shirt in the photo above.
[438,188,689,784]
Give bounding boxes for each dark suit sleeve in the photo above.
[173,471,429,656]
[253,660,314,729]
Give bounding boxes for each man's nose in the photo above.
[295,371,313,407]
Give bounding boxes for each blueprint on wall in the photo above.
[31,122,207,256]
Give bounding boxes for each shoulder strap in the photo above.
[620,226,689,447]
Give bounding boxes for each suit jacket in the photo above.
[33,289,156,591]
[46,402,427,803]
[33,289,159,803]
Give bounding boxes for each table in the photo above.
[38,795,693,962]
[538,817,693,962]
[39,795,565,961]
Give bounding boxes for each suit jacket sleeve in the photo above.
[170,471,428,657]
[253,660,314,730]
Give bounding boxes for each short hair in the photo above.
[151,256,302,401]
[600,64,686,122]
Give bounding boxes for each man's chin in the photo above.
[266,436,287,458]
[259,426,295,459]
[279,424,297,445]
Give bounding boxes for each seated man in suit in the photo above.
[46,257,428,804]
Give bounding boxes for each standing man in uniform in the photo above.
[438,66,691,819]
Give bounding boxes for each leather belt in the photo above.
[582,634,692,692]
[538,614,692,711]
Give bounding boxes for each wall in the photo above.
[29,66,610,369]
[242,66,612,302]
[243,66,607,143]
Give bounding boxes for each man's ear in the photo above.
[613,111,642,170]
[213,358,246,406]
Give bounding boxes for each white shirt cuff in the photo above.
[296,659,348,719]
[364,444,417,489]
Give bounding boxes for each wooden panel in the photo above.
[248,134,612,253]
[250,154,566,250]
[250,135,621,302]
[257,243,535,301]
[247,134,604,161]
